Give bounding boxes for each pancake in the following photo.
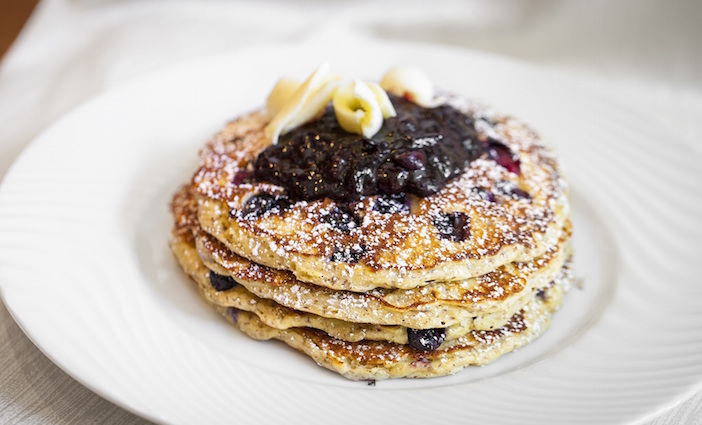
[196,222,571,329]
[169,70,575,380]
[216,276,568,380]
[193,94,569,292]
[171,229,572,346]
[174,178,571,330]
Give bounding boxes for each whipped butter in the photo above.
[380,66,442,108]
[264,63,341,144]
[264,65,441,143]
[266,76,301,117]
[332,79,396,138]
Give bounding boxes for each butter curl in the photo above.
[264,63,341,144]
[380,66,442,108]
[332,79,396,138]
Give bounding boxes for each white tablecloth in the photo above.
[1,0,700,423]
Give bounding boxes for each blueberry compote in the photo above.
[253,95,483,202]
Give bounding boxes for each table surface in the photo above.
[0,0,701,423]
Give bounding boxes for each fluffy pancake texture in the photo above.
[171,230,572,347]
[222,280,568,380]
[195,223,571,329]
[169,88,573,380]
[171,228,570,380]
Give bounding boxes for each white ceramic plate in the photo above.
[1,41,701,425]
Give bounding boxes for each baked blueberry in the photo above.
[536,288,547,301]
[432,212,471,242]
[322,206,360,233]
[497,181,531,200]
[209,271,237,291]
[485,138,521,175]
[407,328,446,351]
[226,307,240,323]
[373,194,410,214]
[509,188,531,199]
[241,193,292,218]
[232,170,253,185]
[473,187,497,203]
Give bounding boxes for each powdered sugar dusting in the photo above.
[189,92,570,291]
[169,86,574,379]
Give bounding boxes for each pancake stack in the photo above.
[169,87,573,380]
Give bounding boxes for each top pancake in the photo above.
[193,95,569,292]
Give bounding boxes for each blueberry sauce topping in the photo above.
[252,95,483,202]
[432,212,471,242]
[394,150,426,170]
[407,328,446,351]
[241,192,292,218]
[209,271,237,291]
